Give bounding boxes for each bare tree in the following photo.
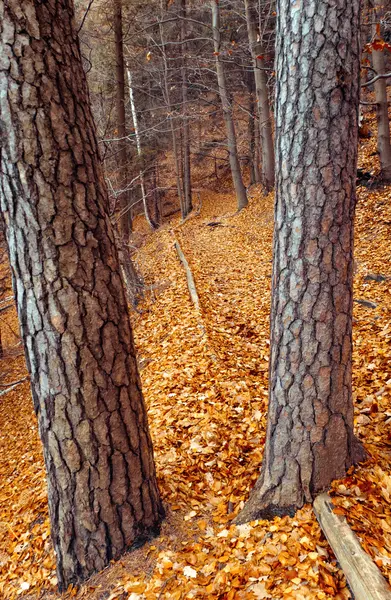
[114,0,132,234]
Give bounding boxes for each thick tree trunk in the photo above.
[237,0,365,524]
[244,0,275,192]
[181,0,192,218]
[211,0,248,211]
[114,0,131,236]
[372,0,391,181]
[0,0,163,590]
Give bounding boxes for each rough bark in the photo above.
[237,0,365,524]
[181,0,192,218]
[114,0,131,235]
[244,0,275,192]
[372,0,391,181]
[0,0,163,589]
[211,0,248,211]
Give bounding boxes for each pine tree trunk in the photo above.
[181,0,192,217]
[114,0,131,235]
[244,0,275,192]
[237,0,365,524]
[372,0,391,181]
[0,0,163,589]
[211,0,248,211]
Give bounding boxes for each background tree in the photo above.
[0,0,163,589]
[211,0,248,210]
[244,0,275,191]
[237,0,366,523]
[370,0,391,180]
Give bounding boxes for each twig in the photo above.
[0,303,13,314]
[0,376,29,388]
[314,493,391,600]
[77,0,95,33]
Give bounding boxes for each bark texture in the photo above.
[211,0,248,211]
[0,0,163,589]
[244,0,275,191]
[237,0,365,524]
[372,0,391,181]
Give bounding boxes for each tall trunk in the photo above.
[0,0,163,589]
[211,0,248,211]
[181,0,192,217]
[237,0,365,524]
[372,0,391,180]
[246,72,260,185]
[127,69,157,229]
[114,0,131,236]
[159,2,184,214]
[244,0,275,192]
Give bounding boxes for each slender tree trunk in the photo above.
[244,0,275,192]
[181,0,192,217]
[246,71,260,185]
[211,0,248,211]
[127,69,157,229]
[0,0,163,589]
[372,0,391,180]
[114,0,131,235]
[159,2,184,215]
[237,0,365,524]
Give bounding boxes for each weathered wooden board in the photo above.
[314,493,391,600]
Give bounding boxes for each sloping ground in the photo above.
[0,178,390,599]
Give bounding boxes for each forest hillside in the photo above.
[0,133,390,599]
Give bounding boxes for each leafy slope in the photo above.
[0,178,390,598]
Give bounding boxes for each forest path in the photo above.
[0,186,390,599]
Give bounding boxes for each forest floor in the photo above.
[0,134,391,599]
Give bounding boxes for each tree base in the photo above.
[235,436,367,525]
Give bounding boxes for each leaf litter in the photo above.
[0,144,390,598]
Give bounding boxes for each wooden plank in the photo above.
[313,493,391,600]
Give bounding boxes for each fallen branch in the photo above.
[0,377,29,397]
[314,493,391,600]
[173,238,200,310]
